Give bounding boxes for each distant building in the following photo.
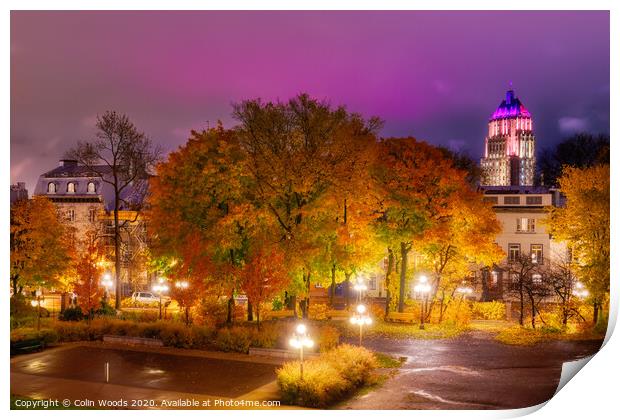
[10,182,28,204]
[33,159,149,296]
[478,186,569,303]
[480,88,536,186]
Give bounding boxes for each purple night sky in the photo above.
[11,11,609,193]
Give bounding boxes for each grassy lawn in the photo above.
[374,351,405,368]
[495,325,605,346]
[340,319,466,340]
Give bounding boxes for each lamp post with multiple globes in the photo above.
[350,304,372,346]
[289,324,314,379]
[152,277,169,320]
[413,275,432,329]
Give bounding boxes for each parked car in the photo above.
[131,291,170,305]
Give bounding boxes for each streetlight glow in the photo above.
[289,323,313,379]
[350,304,372,345]
[414,275,432,329]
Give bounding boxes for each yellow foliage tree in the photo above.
[547,164,610,324]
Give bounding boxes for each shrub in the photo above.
[322,344,377,385]
[496,325,544,346]
[196,296,228,326]
[52,322,91,341]
[250,323,279,348]
[190,325,215,349]
[10,328,59,346]
[119,310,159,323]
[441,300,472,326]
[316,325,340,352]
[59,306,84,321]
[368,303,386,320]
[215,326,252,353]
[472,301,506,320]
[309,303,328,321]
[276,344,377,408]
[277,359,349,408]
[156,322,193,348]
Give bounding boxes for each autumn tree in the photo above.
[547,165,610,324]
[547,255,585,326]
[73,234,106,320]
[147,124,251,324]
[10,196,74,296]
[371,138,468,313]
[418,187,503,323]
[241,246,290,328]
[67,111,161,309]
[233,94,382,317]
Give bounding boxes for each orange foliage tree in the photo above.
[73,234,105,319]
[240,246,290,328]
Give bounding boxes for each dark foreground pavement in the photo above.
[11,343,283,408]
[341,331,603,410]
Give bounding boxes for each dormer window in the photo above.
[87,182,96,193]
[47,182,56,194]
[67,182,76,193]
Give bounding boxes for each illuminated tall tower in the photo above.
[480,88,536,186]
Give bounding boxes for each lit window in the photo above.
[65,209,75,222]
[491,271,499,285]
[67,182,76,193]
[531,244,543,264]
[517,218,535,233]
[532,274,542,284]
[369,276,377,291]
[87,182,96,193]
[47,182,56,194]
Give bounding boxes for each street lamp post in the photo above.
[101,272,113,305]
[413,275,432,330]
[175,280,189,324]
[350,304,372,346]
[30,290,44,331]
[152,277,169,320]
[289,324,314,380]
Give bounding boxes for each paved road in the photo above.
[341,331,603,410]
[12,345,278,398]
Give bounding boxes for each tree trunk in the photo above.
[247,299,254,321]
[593,301,599,324]
[256,307,261,330]
[226,292,235,325]
[529,293,537,329]
[438,290,446,323]
[344,273,351,309]
[329,265,336,308]
[518,287,524,326]
[398,242,408,313]
[385,248,394,318]
[113,194,122,310]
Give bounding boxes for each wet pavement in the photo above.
[12,345,278,398]
[341,331,603,410]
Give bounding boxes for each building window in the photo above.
[483,196,498,204]
[516,217,535,233]
[491,271,499,286]
[47,182,56,194]
[369,276,377,291]
[87,182,96,193]
[504,196,520,205]
[508,244,521,262]
[511,272,519,284]
[88,208,97,223]
[67,182,76,193]
[65,209,75,222]
[531,244,543,264]
[532,274,542,284]
[526,196,542,205]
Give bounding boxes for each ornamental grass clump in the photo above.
[276,344,378,408]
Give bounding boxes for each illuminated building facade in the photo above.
[480,89,536,186]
